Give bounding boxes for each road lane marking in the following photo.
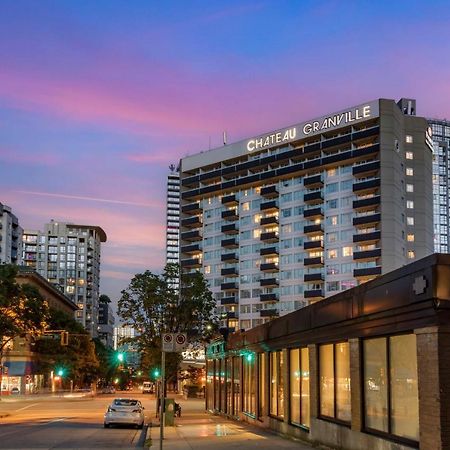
[15,403,39,412]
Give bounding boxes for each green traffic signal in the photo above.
[117,352,124,362]
[56,368,64,377]
[153,368,160,378]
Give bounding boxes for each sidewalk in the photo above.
[148,397,315,450]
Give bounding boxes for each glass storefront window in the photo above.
[319,342,350,421]
[363,334,419,442]
[258,353,266,418]
[289,347,310,428]
[270,351,284,418]
[243,353,256,416]
[233,356,240,416]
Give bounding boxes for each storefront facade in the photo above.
[206,253,450,450]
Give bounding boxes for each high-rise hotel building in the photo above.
[179,98,434,331]
[429,119,450,253]
[22,221,107,336]
[166,166,181,266]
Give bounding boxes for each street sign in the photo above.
[161,333,187,352]
[162,333,174,352]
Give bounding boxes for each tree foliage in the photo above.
[0,264,49,356]
[99,294,111,304]
[117,264,218,378]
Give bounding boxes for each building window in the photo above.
[363,334,418,442]
[405,135,413,143]
[289,348,310,428]
[258,353,266,418]
[406,184,414,193]
[406,200,414,209]
[406,151,414,159]
[407,234,415,242]
[342,246,353,257]
[270,351,284,418]
[408,250,415,259]
[242,353,256,416]
[319,342,351,422]
[407,216,414,226]
[406,168,414,176]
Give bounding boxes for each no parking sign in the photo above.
[162,333,187,352]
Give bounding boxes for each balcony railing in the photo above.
[221,224,238,234]
[260,185,278,198]
[260,293,278,302]
[260,216,279,227]
[260,263,279,272]
[221,194,238,206]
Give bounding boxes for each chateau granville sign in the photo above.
[246,103,373,152]
[302,105,372,135]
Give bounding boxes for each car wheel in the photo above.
[104,423,110,428]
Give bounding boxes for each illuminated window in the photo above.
[342,246,353,257]
[242,202,250,211]
[204,265,211,274]
[407,200,414,209]
[406,135,413,143]
[328,249,338,259]
[253,229,261,239]
[407,216,414,226]
[407,234,415,242]
[406,184,414,193]
[289,348,310,428]
[327,168,337,177]
[408,250,415,259]
[406,167,414,176]
[406,151,414,159]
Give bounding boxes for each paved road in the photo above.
[0,391,154,449]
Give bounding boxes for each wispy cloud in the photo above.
[15,190,162,209]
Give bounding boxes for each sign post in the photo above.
[159,333,188,449]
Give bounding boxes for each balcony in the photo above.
[221,194,238,206]
[260,309,279,318]
[353,231,381,244]
[221,267,239,277]
[221,253,238,263]
[353,213,381,228]
[260,185,278,198]
[221,224,238,234]
[260,262,279,273]
[180,243,201,254]
[182,202,202,215]
[352,160,380,178]
[260,216,279,227]
[303,191,323,204]
[221,296,238,306]
[181,216,202,228]
[304,273,324,282]
[260,231,279,243]
[260,293,278,302]
[304,240,324,250]
[181,258,202,269]
[304,289,324,300]
[304,207,323,220]
[222,209,239,221]
[353,178,380,194]
[221,238,238,249]
[304,257,324,267]
[260,278,279,288]
[353,266,382,278]
[225,311,237,319]
[303,174,323,188]
[304,224,324,236]
[353,248,381,261]
[221,282,238,291]
[260,246,278,257]
[181,230,202,241]
[260,201,278,212]
[353,196,381,211]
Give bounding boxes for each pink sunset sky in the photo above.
[1,1,449,307]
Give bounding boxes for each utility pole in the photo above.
[159,350,166,450]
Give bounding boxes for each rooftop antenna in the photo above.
[168,163,176,173]
[223,131,227,146]
[208,136,211,150]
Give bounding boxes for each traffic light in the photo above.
[151,368,160,380]
[56,367,65,377]
[60,331,69,346]
[117,352,124,363]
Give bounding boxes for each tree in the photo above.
[99,294,111,304]
[0,264,49,359]
[117,264,217,380]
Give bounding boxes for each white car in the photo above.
[104,398,145,429]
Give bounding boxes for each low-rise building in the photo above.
[98,303,115,348]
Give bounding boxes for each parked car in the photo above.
[10,387,20,395]
[142,381,154,394]
[104,398,145,429]
[101,386,116,394]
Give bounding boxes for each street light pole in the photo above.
[159,350,166,450]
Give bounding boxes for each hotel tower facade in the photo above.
[180,98,434,331]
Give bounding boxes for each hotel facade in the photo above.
[180,98,434,331]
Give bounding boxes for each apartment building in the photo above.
[0,202,22,265]
[180,98,434,331]
[22,220,107,336]
[166,165,180,266]
[429,119,450,253]
[98,302,116,348]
